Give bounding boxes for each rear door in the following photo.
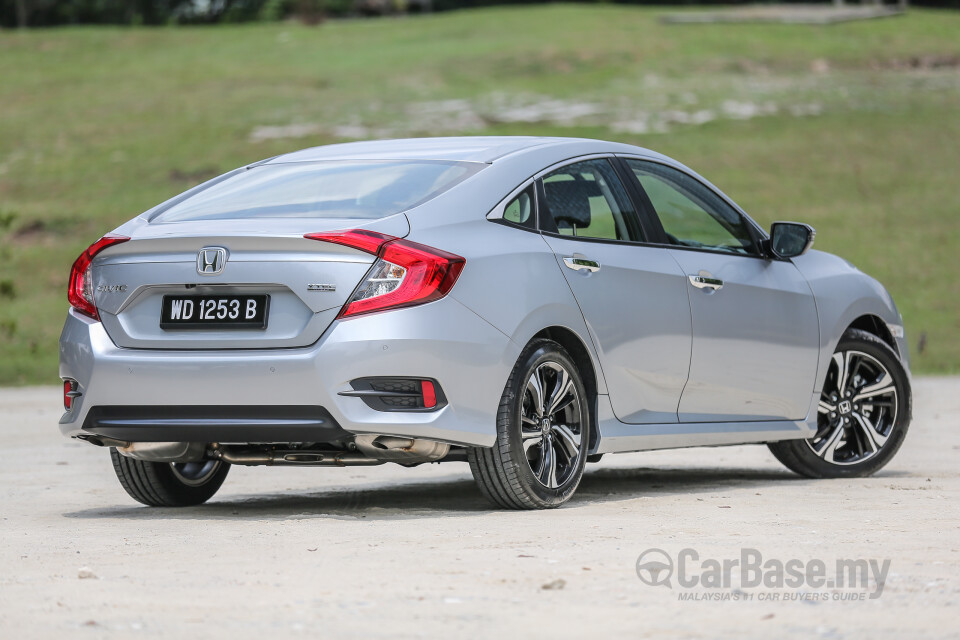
[536,158,691,425]
[621,158,820,422]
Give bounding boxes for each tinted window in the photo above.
[502,185,536,231]
[152,160,483,222]
[540,159,641,242]
[626,160,756,255]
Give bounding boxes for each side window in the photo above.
[501,185,536,231]
[625,159,756,255]
[539,159,641,242]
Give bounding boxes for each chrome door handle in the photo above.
[563,257,601,273]
[688,275,723,290]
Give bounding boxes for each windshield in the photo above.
[150,160,483,222]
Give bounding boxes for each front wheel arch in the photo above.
[845,314,899,357]
[769,327,911,478]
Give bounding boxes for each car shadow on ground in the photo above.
[61,464,892,521]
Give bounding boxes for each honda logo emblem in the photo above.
[197,247,227,275]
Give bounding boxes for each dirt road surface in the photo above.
[1,378,957,638]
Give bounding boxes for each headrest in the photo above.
[544,179,598,229]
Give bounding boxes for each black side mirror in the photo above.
[768,222,816,259]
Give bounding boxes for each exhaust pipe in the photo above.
[211,446,384,467]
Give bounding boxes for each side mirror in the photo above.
[768,222,816,259]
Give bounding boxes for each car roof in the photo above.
[264,136,662,165]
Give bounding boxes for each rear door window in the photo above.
[538,159,642,242]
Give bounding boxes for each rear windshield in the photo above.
[150,160,483,222]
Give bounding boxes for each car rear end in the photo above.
[59,157,516,461]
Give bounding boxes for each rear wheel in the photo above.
[110,448,230,506]
[468,339,590,509]
[768,328,911,478]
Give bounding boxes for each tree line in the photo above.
[1,0,957,29]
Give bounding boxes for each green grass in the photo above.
[1,5,959,384]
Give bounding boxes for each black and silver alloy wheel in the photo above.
[520,362,584,489]
[468,339,591,509]
[768,328,911,479]
[809,350,898,465]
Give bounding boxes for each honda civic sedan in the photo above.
[59,136,911,509]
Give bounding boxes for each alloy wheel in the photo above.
[808,349,898,465]
[520,361,584,488]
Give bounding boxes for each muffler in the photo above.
[352,435,450,464]
[117,441,206,463]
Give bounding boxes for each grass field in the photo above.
[1,5,958,384]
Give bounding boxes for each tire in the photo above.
[110,448,230,507]
[468,338,591,509]
[768,328,911,479]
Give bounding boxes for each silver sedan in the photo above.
[59,137,912,509]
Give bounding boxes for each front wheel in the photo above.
[110,448,230,506]
[768,328,911,478]
[468,339,591,509]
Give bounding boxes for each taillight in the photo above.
[305,230,465,318]
[68,235,130,320]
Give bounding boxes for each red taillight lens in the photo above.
[305,230,465,319]
[68,235,130,320]
[304,229,397,255]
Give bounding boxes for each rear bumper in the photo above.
[79,405,348,443]
[59,297,519,448]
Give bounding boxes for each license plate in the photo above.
[160,295,269,330]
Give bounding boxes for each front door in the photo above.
[623,158,820,422]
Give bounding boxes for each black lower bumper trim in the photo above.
[82,405,349,443]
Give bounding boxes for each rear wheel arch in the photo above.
[468,337,591,508]
[529,326,600,453]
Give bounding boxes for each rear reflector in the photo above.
[63,380,79,411]
[421,380,437,409]
[339,377,446,412]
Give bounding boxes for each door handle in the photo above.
[563,257,601,273]
[688,274,723,290]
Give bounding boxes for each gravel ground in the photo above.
[1,378,957,638]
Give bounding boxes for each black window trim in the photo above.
[614,154,770,260]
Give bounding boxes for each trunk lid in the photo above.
[91,215,408,349]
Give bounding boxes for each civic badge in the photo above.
[197,247,227,276]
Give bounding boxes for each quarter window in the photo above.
[625,159,756,255]
[539,159,641,242]
[501,185,536,231]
